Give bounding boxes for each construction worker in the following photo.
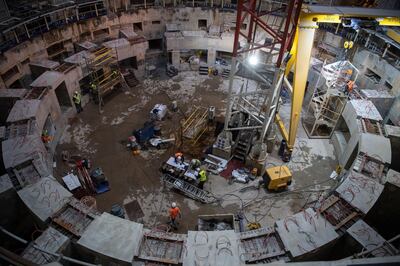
[112,70,118,79]
[168,202,181,230]
[90,83,98,103]
[73,91,82,113]
[41,129,52,143]
[190,158,201,169]
[174,152,184,164]
[197,169,207,190]
[345,80,355,95]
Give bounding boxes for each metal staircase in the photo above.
[161,174,214,204]
[123,69,139,87]
[232,130,254,162]
[221,68,230,78]
[199,65,208,75]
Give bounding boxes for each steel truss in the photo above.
[224,0,303,143]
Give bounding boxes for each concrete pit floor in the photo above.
[55,71,338,233]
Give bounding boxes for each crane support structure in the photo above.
[225,2,400,159]
[276,5,400,153]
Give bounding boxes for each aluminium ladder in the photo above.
[161,174,214,204]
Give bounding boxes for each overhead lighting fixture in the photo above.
[248,55,258,66]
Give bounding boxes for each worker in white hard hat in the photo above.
[190,158,201,169]
[168,202,181,230]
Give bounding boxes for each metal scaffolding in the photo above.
[181,106,209,145]
[224,0,303,142]
[85,46,127,113]
[303,60,359,138]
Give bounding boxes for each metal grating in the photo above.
[240,227,287,263]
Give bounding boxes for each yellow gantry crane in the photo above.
[275,5,400,156]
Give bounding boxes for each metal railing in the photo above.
[0,1,106,53]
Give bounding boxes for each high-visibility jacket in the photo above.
[73,93,81,104]
[199,170,207,182]
[169,207,181,219]
[90,83,97,91]
[347,80,354,92]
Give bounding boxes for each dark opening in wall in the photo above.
[9,79,23,88]
[198,19,207,30]
[152,20,161,25]
[0,97,18,124]
[148,39,162,50]
[384,81,393,90]
[78,4,97,17]
[80,32,91,41]
[1,66,19,82]
[120,56,138,69]
[21,58,30,65]
[217,51,232,65]
[133,22,143,31]
[54,82,72,111]
[168,52,172,64]
[365,68,381,84]
[47,41,68,61]
[130,0,145,5]
[93,28,110,39]
[241,23,247,30]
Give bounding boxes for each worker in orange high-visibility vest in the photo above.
[168,202,181,230]
[346,80,355,95]
[174,152,184,164]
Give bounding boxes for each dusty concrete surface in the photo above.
[55,71,338,233]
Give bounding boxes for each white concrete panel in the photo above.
[17,176,72,222]
[383,169,400,187]
[2,134,47,169]
[64,50,91,65]
[7,100,41,123]
[276,208,339,258]
[183,230,241,266]
[30,59,60,69]
[30,71,64,88]
[22,227,69,264]
[385,125,400,138]
[336,171,384,214]
[78,212,144,263]
[349,99,382,121]
[0,89,27,98]
[347,220,385,251]
[0,174,13,194]
[359,133,391,164]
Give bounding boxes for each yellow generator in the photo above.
[260,166,292,191]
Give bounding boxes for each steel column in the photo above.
[288,18,317,149]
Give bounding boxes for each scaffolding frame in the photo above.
[303,60,359,138]
[224,0,303,143]
[85,46,126,113]
[181,106,209,145]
